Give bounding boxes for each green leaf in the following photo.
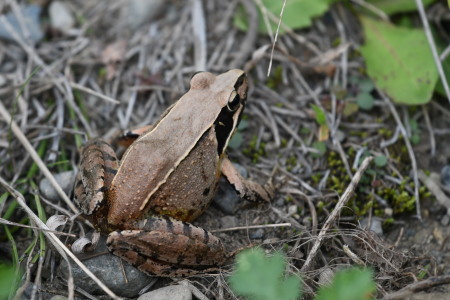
[374,155,388,167]
[315,268,376,300]
[229,248,302,300]
[359,78,375,92]
[312,141,327,158]
[0,264,18,299]
[357,92,375,110]
[360,17,438,105]
[234,0,331,34]
[343,102,359,117]
[410,133,420,145]
[311,104,327,125]
[367,0,437,15]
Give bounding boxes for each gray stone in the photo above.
[359,217,383,236]
[49,296,68,300]
[441,214,450,226]
[441,165,450,188]
[49,1,75,34]
[138,285,192,300]
[220,216,238,229]
[250,228,264,239]
[318,267,334,287]
[121,0,165,30]
[213,163,248,214]
[0,74,6,87]
[59,235,155,298]
[0,4,43,44]
[39,171,76,201]
[214,178,241,214]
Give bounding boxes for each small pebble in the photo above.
[39,171,76,201]
[287,205,298,217]
[121,0,165,29]
[441,165,450,188]
[250,228,264,239]
[0,74,6,87]
[441,214,450,226]
[275,198,285,206]
[138,285,192,300]
[214,162,248,214]
[359,217,383,236]
[49,296,68,300]
[58,234,155,298]
[49,1,75,34]
[335,130,346,143]
[318,267,334,287]
[220,216,238,229]
[0,4,43,44]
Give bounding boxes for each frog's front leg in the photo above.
[221,157,274,204]
[106,216,228,277]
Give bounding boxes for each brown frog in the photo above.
[74,69,273,277]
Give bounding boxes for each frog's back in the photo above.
[106,70,244,226]
[107,92,222,225]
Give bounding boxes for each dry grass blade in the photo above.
[191,0,207,71]
[69,82,120,104]
[414,0,450,104]
[379,90,421,220]
[0,217,77,237]
[267,0,286,76]
[418,171,450,215]
[301,156,373,272]
[381,274,450,300]
[0,101,78,214]
[0,177,119,299]
[210,222,291,233]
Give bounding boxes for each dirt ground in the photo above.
[1,1,450,299]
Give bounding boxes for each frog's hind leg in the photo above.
[74,139,118,217]
[106,216,228,277]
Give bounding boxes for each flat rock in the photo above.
[0,4,43,44]
[39,171,76,201]
[49,1,75,34]
[58,235,155,298]
[121,0,165,29]
[138,285,192,300]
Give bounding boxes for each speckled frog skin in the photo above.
[74,70,273,276]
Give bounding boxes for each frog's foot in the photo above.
[106,216,228,277]
[221,157,274,204]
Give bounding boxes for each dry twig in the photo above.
[0,101,78,213]
[0,177,118,299]
[301,156,373,272]
[381,274,450,300]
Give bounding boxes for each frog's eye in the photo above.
[227,91,240,112]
